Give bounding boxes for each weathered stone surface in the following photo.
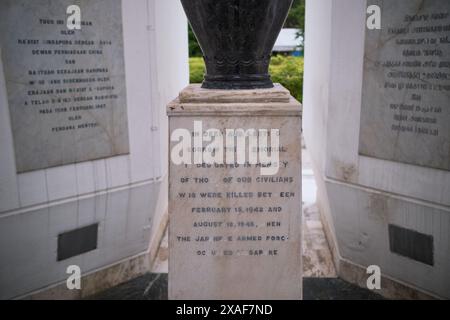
[168,84,302,300]
[359,0,450,171]
[179,84,291,103]
[0,0,129,172]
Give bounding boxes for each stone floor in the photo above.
[88,273,383,300]
[89,148,383,300]
[151,227,169,274]
[301,149,336,278]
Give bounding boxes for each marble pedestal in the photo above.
[167,84,302,300]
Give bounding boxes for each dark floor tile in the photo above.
[86,273,168,300]
[88,274,384,300]
[303,278,384,300]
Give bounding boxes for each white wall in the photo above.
[304,0,450,298]
[0,0,188,299]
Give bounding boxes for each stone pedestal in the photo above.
[167,84,302,300]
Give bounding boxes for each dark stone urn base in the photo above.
[202,74,273,90]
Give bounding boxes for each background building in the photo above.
[273,28,303,56]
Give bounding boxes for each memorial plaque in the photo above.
[168,85,302,300]
[359,0,450,171]
[0,0,129,173]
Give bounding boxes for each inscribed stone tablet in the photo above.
[0,0,129,172]
[359,0,450,171]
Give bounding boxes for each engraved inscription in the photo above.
[169,115,302,299]
[359,0,450,171]
[0,0,129,172]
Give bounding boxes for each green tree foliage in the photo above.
[189,57,206,84]
[188,25,203,57]
[284,0,305,32]
[269,55,303,102]
[189,56,304,102]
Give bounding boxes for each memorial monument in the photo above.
[168,0,303,299]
